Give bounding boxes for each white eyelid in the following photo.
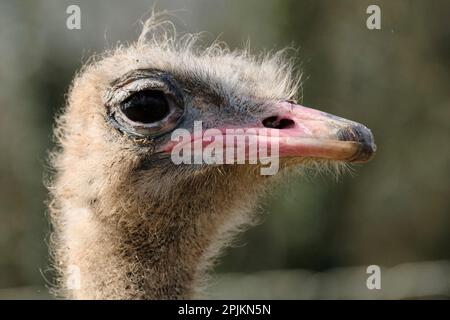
[106,78,170,106]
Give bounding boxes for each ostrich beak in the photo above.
[257,101,377,163]
[161,102,376,164]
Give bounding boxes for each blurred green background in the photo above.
[0,0,449,299]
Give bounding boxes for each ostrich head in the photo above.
[50,17,376,299]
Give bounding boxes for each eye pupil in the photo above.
[122,90,170,123]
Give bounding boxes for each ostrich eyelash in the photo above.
[103,69,183,106]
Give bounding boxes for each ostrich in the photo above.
[48,17,376,299]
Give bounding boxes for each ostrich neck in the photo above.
[59,173,258,300]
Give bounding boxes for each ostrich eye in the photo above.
[106,70,185,138]
[121,90,170,124]
[115,89,184,137]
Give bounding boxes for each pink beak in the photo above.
[256,102,377,163]
[162,102,376,163]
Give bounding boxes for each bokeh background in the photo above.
[0,0,449,299]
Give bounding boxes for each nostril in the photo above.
[262,116,296,129]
